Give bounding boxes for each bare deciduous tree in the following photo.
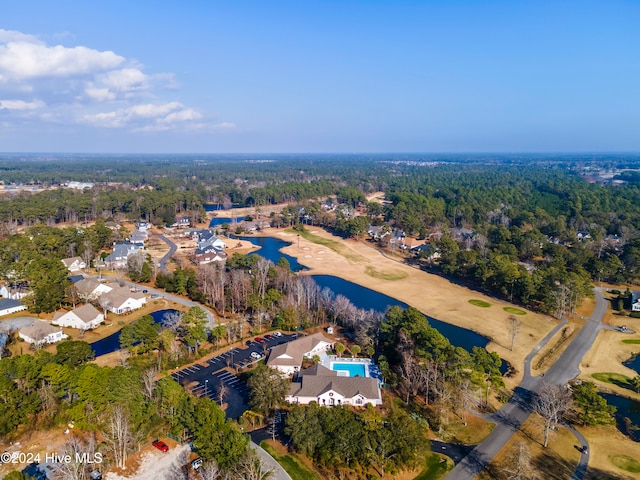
[198,460,222,480]
[142,366,159,400]
[507,315,523,351]
[504,442,535,480]
[103,405,133,469]
[534,381,572,447]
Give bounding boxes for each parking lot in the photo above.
[168,333,297,419]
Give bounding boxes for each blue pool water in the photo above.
[332,362,367,377]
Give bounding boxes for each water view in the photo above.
[233,234,494,356]
[231,234,307,272]
[601,393,640,442]
[90,309,179,356]
[623,354,640,376]
[312,274,490,353]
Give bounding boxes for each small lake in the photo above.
[209,216,246,228]
[90,309,179,357]
[204,204,242,212]
[231,235,307,272]
[234,234,502,367]
[312,275,490,353]
[623,355,640,375]
[601,393,640,442]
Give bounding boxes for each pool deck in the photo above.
[321,353,383,384]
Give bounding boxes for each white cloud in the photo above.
[0,31,124,80]
[0,99,45,110]
[0,28,231,134]
[83,102,204,131]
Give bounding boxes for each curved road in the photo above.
[445,289,607,479]
[154,233,177,273]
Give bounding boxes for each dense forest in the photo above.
[3,154,640,315]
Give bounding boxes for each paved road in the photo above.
[445,289,607,479]
[153,233,177,273]
[251,441,292,480]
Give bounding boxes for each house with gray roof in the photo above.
[197,230,227,250]
[99,287,146,315]
[52,304,104,330]
[266,333,334,375]
[104,241,144,269]
[19,320,67,345]
[0,298,27,317]
[286,364,382,407]
[75,278,113,300]
[61,256,86,272]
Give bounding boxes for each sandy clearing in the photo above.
[269,227,557,387]
[105,444,191,480]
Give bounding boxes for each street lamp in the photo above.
[205,379,209,398]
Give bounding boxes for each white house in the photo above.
[74,278,113,300]
[197,230,227,250]
[632,293,640,312]
[0,282,31,300]
[52,304,104,330]
[61,256,87,272]
[0,298,27,317]
[19,320,67,345]
[99,288,146,315]
[104,242,144,269]
[286,364,382,407]
[194,247,227,265]
[266,333,334,375]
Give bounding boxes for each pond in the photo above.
[601,393,640,442]
[230,234,504,369]
[209,216,246,228]
[230,234,307,272]
[90,309,179,357]
[204,204,242,212]
[623,355,640,376]
[312,275,491,353]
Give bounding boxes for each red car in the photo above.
[255,337,265,343]
[152,439,169,452]
[264,334,273,340]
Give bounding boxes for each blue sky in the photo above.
[1,1,638,153]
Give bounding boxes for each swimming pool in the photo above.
[331,362,368,377]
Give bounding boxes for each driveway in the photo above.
[445,289,607,479]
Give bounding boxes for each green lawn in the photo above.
[365,265,408,281]
[610,454,640,473]
[503,306,527,315]
[469,299,491,308]
[260,441,322,480]
[622,339,640,344]
[413,454,453,480]
[591,372,636,391]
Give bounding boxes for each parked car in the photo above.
[143,289,149,293]
[272,331,282,337]
[191,457,203,470]
[245,340,254,346]
[255,337,265,343]
[152,439,169,452]
[251,351,262,359]
[264,334,273,340]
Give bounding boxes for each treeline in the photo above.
[154,254,383,351]
[0,221,117,313]
[0,341,258,476]
[285,403,428,478]
[0,186,205,227]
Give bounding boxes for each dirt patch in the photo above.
[105,442,191,480]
